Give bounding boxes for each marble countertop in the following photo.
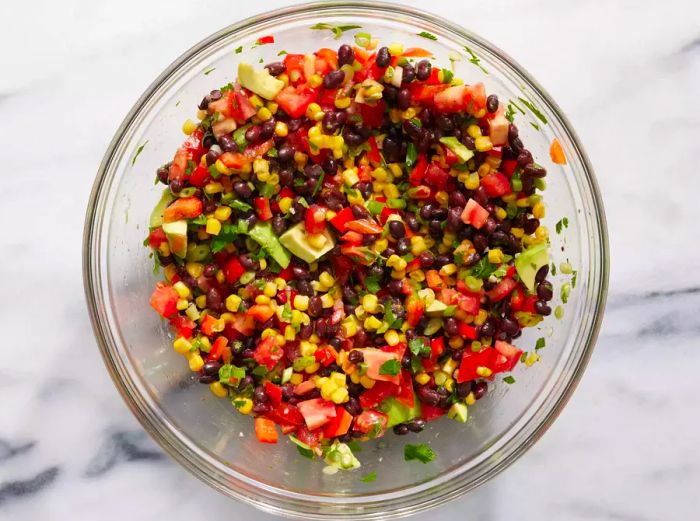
[1,0,699,519]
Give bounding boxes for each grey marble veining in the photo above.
[1,0,699,519]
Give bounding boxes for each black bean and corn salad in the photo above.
[146,34,566,472]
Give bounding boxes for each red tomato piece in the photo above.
[147,227,167,249]
[359,381,399,409]
[264,382,283,406]
[481,173,512,197]
[329,207,354,232]
[304,204,327,234]
[163,197,202,223]
[487,277,517,302]
[256,35,274,45]
[223,257,245,283]
[434,85,469,113]
[424,163,449,190]
[150,282,178,318]
[357,100,386,128]
[188,165,210,187]
[361,349,401,385]
[353,410,388,437]
[297,398,337,430]
[421,404,446,421]
[253,335,284,370]
[275,85,318,118]
[458,323,477,340]
[200,314,220,337]
[254,197,273,221]
[406,297,424,327]
[267,403,304,427]
[461,198,490,229]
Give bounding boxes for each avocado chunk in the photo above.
[514,242,549,291]
[378,396,421,428]
[162,220,188,258]
[237,62,284,100]
[439,136,475,163]
[248,221,292,269]
[425,299,447,317]
[279,222,336,264]
[447,402,468,423]
[149,189,175,229]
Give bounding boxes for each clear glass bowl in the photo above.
[83,2,608,518]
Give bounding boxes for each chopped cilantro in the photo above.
[518,97,548,125]
[441,68,454,84]
[571,270,578,289]
[406,142,417,168]
[312,172,325,197]
[229,199,253,212]
[410,356,424,374]
[404,443,437,463]
[220,82,235,93]
[530,121,541,131]
[551,263,557,276]
[409,338,431,358]
[417,31,437,41]
[360,471,377,483]
[310,22,363,39]
[555,216,569,234]
[251,365,268,377]
[464,46,488,74]
[535,337,546,350]
[364,275,381,293]
[278,50,288,56]
[234,46,243,54]
[203,67,216,75]
[190,214,208,225]
[379,359,401,376]
[131,140,148,165]
[503,376,516,384]
[469,257,498,279]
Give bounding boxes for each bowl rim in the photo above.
[83,1,609,518]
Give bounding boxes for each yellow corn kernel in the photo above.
[305,362,320,374]
[434,370,448,386]
[173,281,191,299]
[266,100,279,114]
[331,387,349,404]
[442,357,458,376]
[364,316,383,331]
[255,295,271,306]
[474,136,493,152]
[465,392,476,405]
[341,317,358,337]
[435,190,449,207]
[476,366,493,377]
[372,167,388,182]
[263,281,277,298]
[346,190,364,205]
[204,182,223,194]
[330,372,346,387]
[158,241,171,257]
[360,376,375,389]
[274,278,287,291]
[390,269,405,280]
[188,353,204,372]
[214,206,232,221]
[205,218,222,236]
[535,226,549,241]
[388,42,404,55]
[284,325,296,341]
[465,172,480,190]
[195,294,207,309]
[173,337,192,354]
[256,106,272,121]
[477,163,491,177]
[209,381,228,398]
[237,398,254,415]
[409,270,426,282]
[449,336,464,349]
[294,295,309,311]
[261,328,277,340]
[415,372,430,385]
[256,172,271,184]
[495,207,507,221]
[218,313,234,326]
[307,233,327,249]
[439,263,458,276]
[361,294,379,313]
[532,202,546,220]
[306,102,322,120]
[185,262,204,279]
[278,197,293,214]
[350,371,361,384]
[488,248,504,264]
[334,96,351,109]
[467,124,482,138]
[410,236,427,256]
[214,159,230,175]
[274,120,288,137]
[277,72,289,87]
[289,372,303,385]
[317,271,334,288]
[215,270,226,284]
[182,119,197,135]
[475,309,488,326]
[248,94,264,108]
[384,330,400,347]
[320,294,335,308]
[383,183,400,199]
[445,378,455,393]
[308,73,323,88]
[509,227,524,239]
[516,197,530,208]
[196,109,207,121]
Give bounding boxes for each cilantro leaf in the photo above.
[409,338,431,357]
[535,337,546,350]
[518,97,548,125]
[503,376,516,384]
[235,46,243,54]
[312,172,325,197]
[310,23,363,39]
[379,359,401,376]
[404,443,437,463]
[278,50,288,56]
[464,46,488,74]
[469,257,498,279]
[417,31,437,41]
[131,140,148,165]
[251,365,268,377]
[571,269,578,289]
[190,214,208,225]
[364,275,381,294]
[229,199,253,212]
[203,67,216,75]
[360,471,377,483]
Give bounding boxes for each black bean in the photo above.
[264,61,285,76]
[344,397,362,416]
[169,179,183,194]
[447,207,463,231]
[523,218,540,235]
[444,318,459,336]
[243,213,258,228]
[479,318,496,339]
[535,300,552,316]
[259,120,276,141]
[198,374,217,384]
[451,349,464,361]
[205,149,221,166]
[254,386,268,403]
[203,361,221,376]
[323,69,345,89]
[338,44,354,66]
[308,296,323,317]
[384,84,399,104]
[472,381,488,399]
[419,203,434,220]
[239,253,258,270]
[322,156,338,175]
[275,145,292,165]
[156,166,169,184]
[462,135,476,151]
[291,264,310,280]
[416,60,432,81]
[347,382,363,397]
[393,424,410,435]
[296,280,313,297]
[524,163,547,178]
[398,88,411,111]
[419,107,432,127]
[486,94,499,113]
[464,252,481,267]
[389,220,406,240]
[206,288,223,312]
[508,124,519,141]
[395,237,409,255]
[402,63,416,83]
[343,130,363,147]
[298,323,313,340]
[376,47,390,68]
[351,204,370,219]
[428,219,442,238]
[198,94,212,110]
[405,213,420,232]
[348,350,364,364]
[417,386,440,406]
[304,164,323,178]
[535,264,549,283]
[233,181,252,199]
[456,381,471,398]
[252,402,271,415]
[244,125,261,143]
[383,136,401,161]
[517,150,534,166]
[500,317,520,336]
[432,207,448,220]
[322,111,340,134]
[435,254,452,268]
[407,418,426,433]
[272,214,287,235]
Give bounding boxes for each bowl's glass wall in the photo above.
[85,3,606,518]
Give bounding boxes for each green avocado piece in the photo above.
[279,222,336,264]
[425,299,447,317]
[378,396,422,428]
[248,221,292,269]
[238,62,285,100]
[149,189,175,229]
[162,220,188,258]
[514,242,550,291]
[439,136,475,163]
[447,402,468,423]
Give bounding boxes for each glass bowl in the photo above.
[83,2,609,519]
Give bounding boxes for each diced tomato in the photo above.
[254,417,278,444]
[295,425,322,448]
[494,340,522,372]
[188,165,210,187]
[464,82,487,114]
[329,207,354,233]
[147,227,167,249]
[283,54,306,79]
[254,197,273,221]
[223,257,245,283]
[315,48,338,70]
[550,137,567,165]
[275,85,318,118]
[254,335,284,370]
[317,87,338,109]
[443,145,460,166]
[314,345,338,367]
[297,398,337,430]
[522,295,538,314]
[421,404,446,421]
[456,349,491,383]
[406,257,422,273]
[406,297,424,327]
[277,265,294,281]
[359,380,398,409]
[345,219,383,234]
[396,370,415,408]
[430,337,446,359]
[408,154,428,186]
[487,277,517,302]
[247,304,275,323]
[169,314,196,339]
[341,230,364,246]
[264,382,283,406]
[267,403,304,427]
[366,135,382,164]
[458,323,477,340]
[256,35,274,45]
[232,313,255,335]
[322,406,353,438]
[402,47,433,58]
[150,282,178,318]
[231,84,257,122]
[510,286,525,312]
[200,314,220,337]
[502,159,518,176]
[424,163,449,190]
[357,100,386,128]
[219,151,248,169]
[461,198,489,229]
[361,349,401,385]
[353,410,388,438]
[481,173,512,197]
[163,197,202,223]
[245,139,274,160]
[304,204,327,234]
[458,291,482,315]
[434,85,469,113]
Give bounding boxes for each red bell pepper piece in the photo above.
[357,100,386,128]
[254,417,278,444]
[267,403,304,427]
[487,277,517,303]
[323,406,353,438]
[255,35,274,45]
[200,314,220,336]
[254,197,273,221]
[480,172,512,197]
[406,297,424,327]
[264,382,283,406]
[396,370,415,408]
[304,204,327,234]
[421,404,446,421]
[430,337,446,359]
[206,336,229,363]
[147,227,167,249]
[345,219,383,234]
[188,165,210,187]
[223,256,245,283]
[329,207,354,233]
[367,136,381,164]
[510,285,525,312]
[314,345,338,367]
[359,381,399,409]
[458,323,478,340]
[169,314,196,339]
[341,230,363,245]
[502,159,518,176]
[424,163,449,190]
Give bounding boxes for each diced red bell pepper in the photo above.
[283,54,306,80]
[232,313,255,335]
[341,230,364,246]
[494,340,522,372]
[255,35,274,45]
[267,403,304,427]
[200,314,220,336]
[264,382,283,406]
[396,370,415,408]
[253,335,284,370]
[254,417,278,444]
[456,349,492,383]
[367,136,382,164]
[461,198,490,229]
[502,159,518,176]
[297,398,337,430]
[315,48,338,70]
[147,227,167,249]
[150,282,179,318]
[277,265,294,281]
[294,379,317,396]
[322,406,353,438]
[219,151,248,169]
[425,270,443,290]
[522,295,538,314]
[247,304,275,322]
[406,297,425,327]
[188,165,210,187]
[163,197,202,223]
[458,323,478,340]
[481,173,512,197]
[206,336,229,363]
[424,163,449,190]
[357,100,386,128]
[244,139,274,159]
[408,154,428,186]
[421,404,446,421]
[304,204,327,234]
[314,345,338,367]
[329,207,354,233]
[345,219,383,234]
[487,277,517,302]
[510,285,525,312]
[359,380,399,409]
[169,314,196,339]
[430,337,446,359]
[223,256,245,283]
[275,85,318,118]
[254,197,273,221]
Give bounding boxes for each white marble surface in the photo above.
[1,0,699,519]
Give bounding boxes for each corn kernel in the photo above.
[360,376,375,389]
[467,124,482,138]
[364,315,383,330]
[289,373,303,385]
[188,353,204,372]
[331,387,349,404]
[465,172,480,190]
[284,325,296,341]
[205,218,221,236]
[306,102,322,119]
[525,352,540,367]
[307,233,327,249]
[383,183,400,199]
[215,270,226,284]
[263,281,277,298]
[274,121,288,137]
[341,317,358,337]
[214,206,232,221]
[362,294,379,313]
[350,372,361,384]
[261,328,277,340]
[415,372,430,385]
[442,357,458,376]
[305,362,320,374]
[535,226,549,241]
[384,330,400,346]
[195,294,207,309]
[474,136,493,152]
[465,392,476,405]
[320,294,335,308]
[214,159,230,175]
[186,262,204,279]
[334,96,351,109]
[278,197,293,214]
[173,281,191,299]
[434,370,448,386]
[308,73,323,87]
[448,336,464,349]
[236,398,253,415]
[532,202,545,219]
[475,309,488,326]
[516,197,530,208]
[388,42,404,55]
[494,207,507,221]
[255,295,271,306]
[256,106,272,121]
[488,248,504,264]
[182,119,197,135]
[439,263,458,276]
[476,366,493,377]
[435,191,449,207]
[317,271,335,288]
[293,295,309,311]
[204,182,223,194]
[209,381,228,398]
[173,337,192,354]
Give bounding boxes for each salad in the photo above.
[146,35,562,472]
